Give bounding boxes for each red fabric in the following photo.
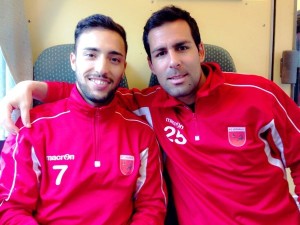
[0,87,167,224]
[43,62,300,224]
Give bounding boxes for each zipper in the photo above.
[94,109,101,168]
[183,105,200,142]
[193,113,200,142]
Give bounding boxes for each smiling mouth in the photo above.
[89,77,111,85]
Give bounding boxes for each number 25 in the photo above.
[164,126,187,145]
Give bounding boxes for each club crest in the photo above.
[120,155,134,175]
[228,127,246,147]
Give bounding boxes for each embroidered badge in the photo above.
[120,155,134,175]
[228,127,246,147]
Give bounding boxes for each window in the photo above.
[0,47,17,140]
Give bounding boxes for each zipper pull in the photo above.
[94,161,101,167]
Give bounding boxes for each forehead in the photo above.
[148,20,193,49]
[76,28,126,54]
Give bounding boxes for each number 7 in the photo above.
[53,165,68,185]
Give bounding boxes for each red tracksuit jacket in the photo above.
[0,87,167,225]
[29,63,300,224]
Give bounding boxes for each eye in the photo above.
[110,57,121,64]
[177,45,189,51]
[84,52,96,58]
[155,51,167,58]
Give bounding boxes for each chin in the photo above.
[94,92,115,104]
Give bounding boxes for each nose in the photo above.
[169,51,181,69]
[94,56,109,75]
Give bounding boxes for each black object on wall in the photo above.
[280,50,298,84]
[0,140,5,152]
[280,50,299,102]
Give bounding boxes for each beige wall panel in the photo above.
[24,0,273,89]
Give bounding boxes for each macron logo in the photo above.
[47,154,75,161]
[166,118,184,130]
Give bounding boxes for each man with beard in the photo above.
[0,14,166,225]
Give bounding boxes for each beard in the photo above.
[76,77,117,106]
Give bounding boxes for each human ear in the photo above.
[198,42,205,62]
[147,56,155,73]
[70,52,76,71]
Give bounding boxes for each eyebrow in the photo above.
[174,41,191,48]
[151,40,191,55]
[83,47,125,57]
[151,47,165,55]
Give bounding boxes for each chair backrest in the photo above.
[33,44,129,88]
[148,43,236,87]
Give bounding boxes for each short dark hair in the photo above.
[143,5,201,59]
[74,14,128,54]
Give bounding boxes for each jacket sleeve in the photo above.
[271,82,300,202]
[0,129,40,224]
[130,133,167,225]
[44,81,75,103]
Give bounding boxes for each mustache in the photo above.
[87,73,113,83]
[87,72,108,79]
